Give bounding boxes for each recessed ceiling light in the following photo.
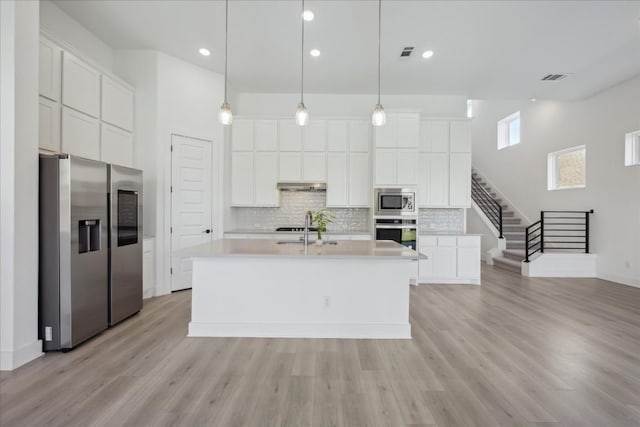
[310,49,321,57]
[531,98,537,102]
[199,48,211,57]
[302,10,314,21]
[422,50,434,59]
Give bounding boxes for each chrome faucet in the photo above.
[303,211,313,246]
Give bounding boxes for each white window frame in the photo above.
[547,145,586,191]
[497,111,520,150]
[624,130,640,166]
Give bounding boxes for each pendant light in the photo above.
[218,0,233,125]
[372,0,386,126]
[295,0,309,126]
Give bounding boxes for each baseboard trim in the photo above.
[188,321,411,339]
[0,340,43,371]
[418,278,481,285]
[596,272,640,289]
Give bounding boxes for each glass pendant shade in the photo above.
[219,102,233,125]
[371,103,386,126]
[295,102,309,126]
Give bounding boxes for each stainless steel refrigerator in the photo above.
[39,154,109,351]
[107,164,143,326]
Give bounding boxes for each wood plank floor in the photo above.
[1,263,639,427]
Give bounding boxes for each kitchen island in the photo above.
[183,239,421,339]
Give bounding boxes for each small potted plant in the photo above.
[309,208,336,245]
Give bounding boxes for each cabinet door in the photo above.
[457,247,480,278]
[304,120,326,152]
[327,153,348,207]
[279,121,302,151]
[327,120,348,152]
[101,75,134,131]
[396,150,418,185]
[39,38,61,102]
[303,152,326,181]
[450,121,471,153]
[62,52,100,118]
[349,121,370,152]
[349,153,371,207]
[254,152,279,206]
[279,152,302,181]
[101,123,134,167]
[374,115,396,148]
[232,119,254,151]
[425,120,450,152]
[375,149,397,186]
[254,120,278,151]
[449,153,471,207]
[426,153,449,207]
[417,152,428,207]
[435,246,457,278]
[231,152,254,206]
[61,106,100,160]
[39,97,60,153]
[418,246,435,278]
[396,113,419,148]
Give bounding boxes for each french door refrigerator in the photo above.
[39,154,109,351]
[107,164,143,326]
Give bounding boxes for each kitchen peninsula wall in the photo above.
[233,192,371,232]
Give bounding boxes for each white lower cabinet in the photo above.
[418,235,480,284]
[61,106,100,160]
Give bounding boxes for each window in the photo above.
[625,130,640,166]
[548,145,586,190]
[497,111,520,149]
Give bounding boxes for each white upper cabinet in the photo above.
[327,121,348,152]
[101,123,134,167]
[231,152,254,206]
[254,120,278,151]
[327,153,348,206]
[62,52,100,118]
[396,150,418,185]
[39,97,61,153]
[449,153,471,207]
[232,119,254,151]
[304,120,327,152]
[449,121,472,153]
[62,106,100,160]
[303,152,326,181]
[349,121,370,152]
[375,149,397,187]
[424,153,449,207]
[39,38,61,102]
[374,114,397,148]
[424,120,450,152]
[396,113,420,148]
[279,152,302,181]
[101,75,134,132]
[279,121,302,151]
[254,152,279,206]
[349,152,371,206]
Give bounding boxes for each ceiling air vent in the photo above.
[400,47,414,58]
[541,74,569,81]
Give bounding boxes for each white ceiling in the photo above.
[52,0,640,100]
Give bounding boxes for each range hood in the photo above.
[277,182,327,192]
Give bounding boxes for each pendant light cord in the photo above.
[300,0,305,104]
[224,0,229,104]
[377,0,381,105]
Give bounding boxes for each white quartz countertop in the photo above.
[181,239,423,260]
[224,230,371,235]
[419,232,482,236]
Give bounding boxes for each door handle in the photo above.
[204,229,212,234]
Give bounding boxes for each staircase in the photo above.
[471,170,525,274]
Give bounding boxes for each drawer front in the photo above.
[437,236,457,247]
[419,236,438,247]
[457,236,480,248]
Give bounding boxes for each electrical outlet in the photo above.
[323,296,330,308]
[45,326,52,341]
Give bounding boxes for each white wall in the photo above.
[39,0,113,71]
[0,0,42,370]
[235,93,466,117]
[470,75,640,287]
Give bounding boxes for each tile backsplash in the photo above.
[234,192,371,232]
[419,208,465,233]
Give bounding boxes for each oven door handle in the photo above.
[375,225,418,229]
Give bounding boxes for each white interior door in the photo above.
[171,134,213,291]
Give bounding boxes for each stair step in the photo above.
[506,240,526,249]
[503,225,525,232]
[503,249,526,262]
[502,211,515,217]
[503,217,521,224]
[504,231,525,238]
[494,256,522,274]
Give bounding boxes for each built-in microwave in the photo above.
[374,188,416,216]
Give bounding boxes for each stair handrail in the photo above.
[525,209,593,262]
[471,174,503,238]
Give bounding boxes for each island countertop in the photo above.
[181,239,423,260]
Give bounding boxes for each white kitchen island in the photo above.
[183,239,421,339]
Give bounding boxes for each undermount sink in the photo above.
[276,240,338,245]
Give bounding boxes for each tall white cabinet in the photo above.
[38,34,135,168]
[374,113,420,187]
[418,119,472,208]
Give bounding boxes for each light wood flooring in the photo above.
[1,264,639,426]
